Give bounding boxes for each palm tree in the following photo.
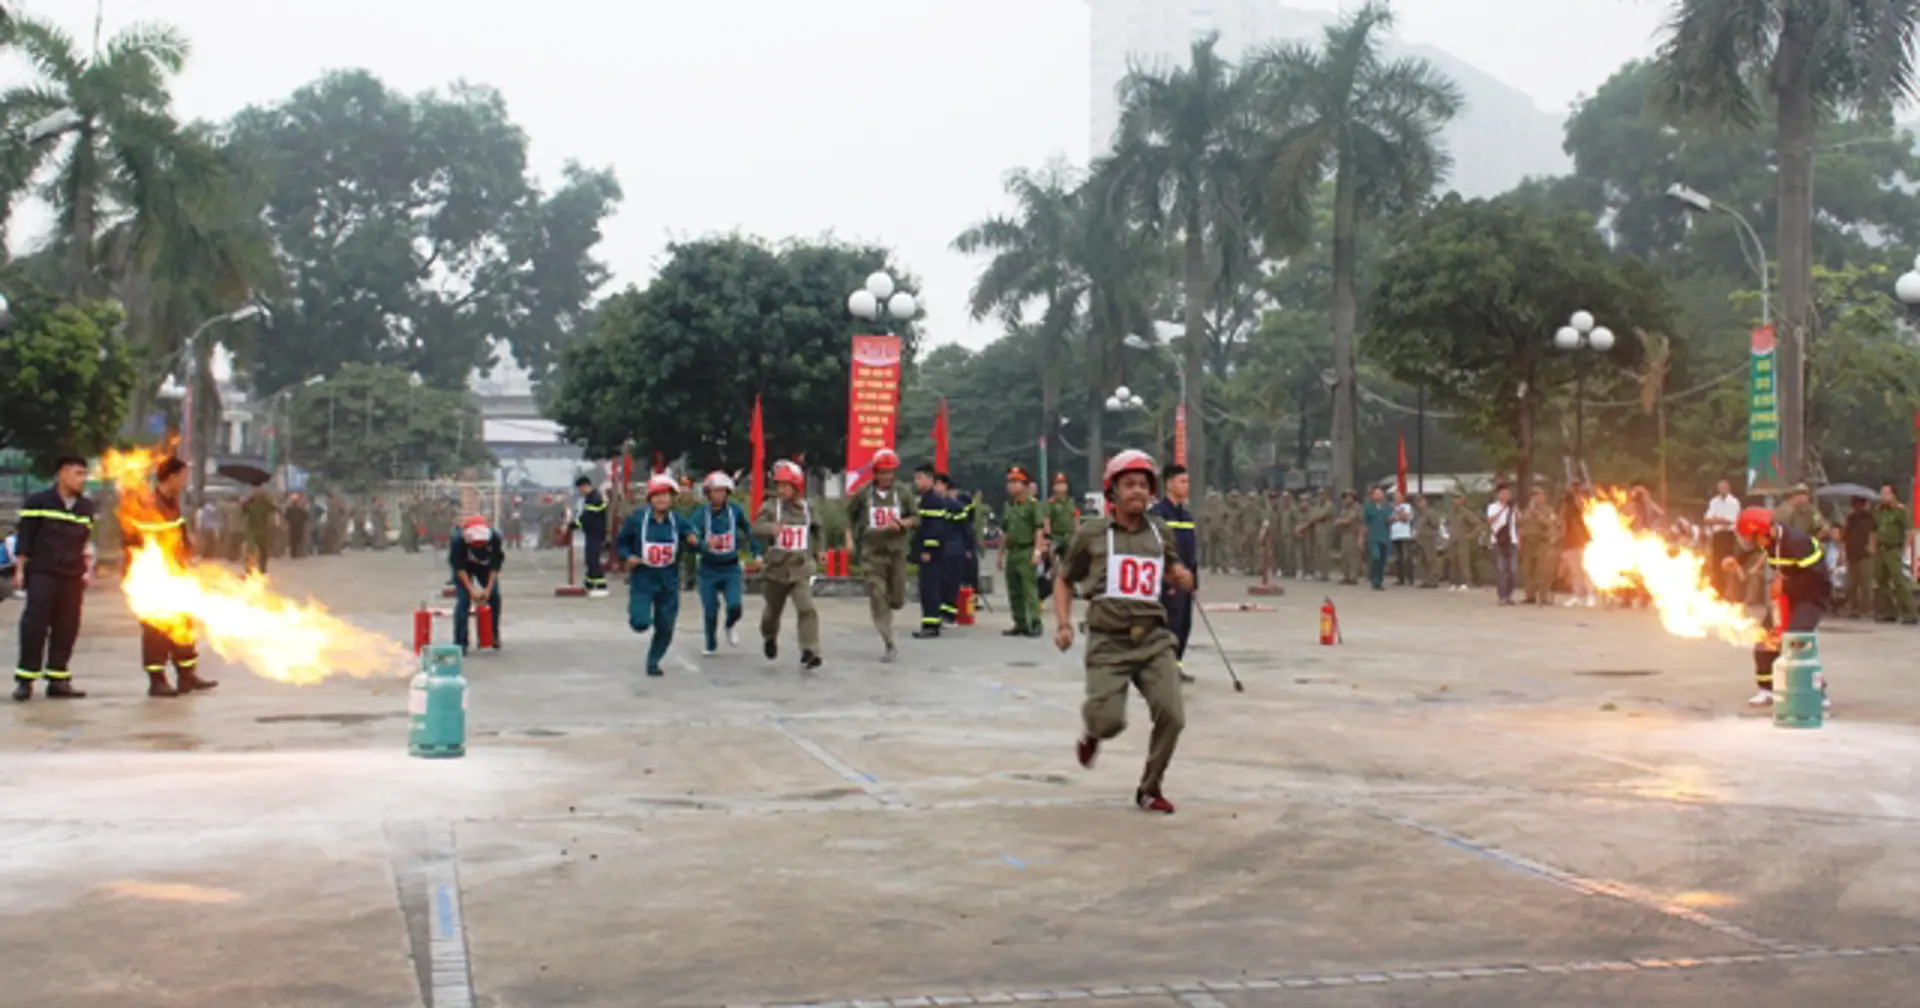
[0,15,195,298]
[1077,164,1168,485]
[952,162,1085,479]
[1652,1,1920,485]
[1251,0,1462,493]
[1106,33,1264,491]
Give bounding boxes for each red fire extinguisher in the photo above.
[476,604,495,649]
[1319,597,1340,646]
[413,603,433,654]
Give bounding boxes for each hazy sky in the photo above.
[11,0,1667,351]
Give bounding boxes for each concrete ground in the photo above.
[2,548,1918,1008]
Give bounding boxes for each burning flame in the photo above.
[102,447,408,685]
[1580,492,1757,647]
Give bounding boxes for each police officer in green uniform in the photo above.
[1055,450,1194,815]
[999,465,1044,637]
[1045,473,1079,565]
[1873,483,1917,624]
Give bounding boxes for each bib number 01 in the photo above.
[778,525,809,551]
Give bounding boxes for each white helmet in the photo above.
[704,471,735,492]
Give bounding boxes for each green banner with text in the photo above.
[1747,326,1784,493]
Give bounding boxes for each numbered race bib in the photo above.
[776,525,809,552]
[706,532,735,553]
[643,541,677,568]
[869,506,899,530]
[1099,521,1166,601]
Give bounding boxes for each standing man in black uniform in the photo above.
[1728,506,1832,707]
[574,475,609,597]
[125,457,219,697]
[1149,463,1199,684]
[934,473,966,624]
[912,465,951,639]
[13,456,95,702]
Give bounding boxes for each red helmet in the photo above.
[461,514,490,543]
[1103,450,1158,496]
[772,460,805,487]
[645,475,677,498]
[1735,506,1773,539]
[871,449,899,470]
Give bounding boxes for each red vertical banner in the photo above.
[844,335,903,494]
[750,395,766,517]
[1173,404,1187,467]
[1396,435,1408,496]
[932,397,950,475]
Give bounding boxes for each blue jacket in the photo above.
[693,501,757,567]
[615,509,697,578]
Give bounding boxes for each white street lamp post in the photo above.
[182,304,271,503]
[1896,254,1920,319]
[847,270,920,331]
[1553,311,1614,475]
[1123,328,1188,469]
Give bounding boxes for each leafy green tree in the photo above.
[285,363,489,490]
[0,279,135,472]
[1805,263,1920,484]
[1652,0,1920,484]
[0,15,207,299]
[898,337,1047,498]
[547,235,921,472]
[228,70,620,392]
[1106,32,1264,495]
[1366,196,1674,495]
[1251,0,1464,494]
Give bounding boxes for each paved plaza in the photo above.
[3,549,1918,1007]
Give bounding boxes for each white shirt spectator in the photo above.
[1390,503,1413,541]
[1486,500,1519,546]
[1704,493,1741,531]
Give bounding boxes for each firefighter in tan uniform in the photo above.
[1055,450,1194,814]
[753,459,823,669]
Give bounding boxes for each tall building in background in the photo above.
[1086,0,1569,197]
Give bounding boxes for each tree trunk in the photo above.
[68,136,96,301]
[1041,297,1061,483]
[1182,221,1208,495]
[1774,42,1815,486]
[1085,304,1107,490]
[1329,152,1360,493]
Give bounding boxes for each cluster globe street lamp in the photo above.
[1896,255,1920,320]
[1554,310,1614,475]
[1105,385,1146,414]
[848,271,919,331]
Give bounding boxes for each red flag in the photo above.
[750,395,766,517]
[932,397,950,474]
[1396,434,1408,497]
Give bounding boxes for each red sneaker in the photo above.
[1075,734,1099,769]
[1135,790,1176,814]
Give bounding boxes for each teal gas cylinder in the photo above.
[1772,631,1824,729]
[408,644,467,757]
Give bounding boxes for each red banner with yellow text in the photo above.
[845,335,902,494]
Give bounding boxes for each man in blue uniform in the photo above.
[574,475,609,597]
[450,515,504,654]
[912,465,951,639]
[618,475,698,676]
[13,456,95,702]
[694,471,755,655]
[934,473,966,624]
[1149,463,1199,684]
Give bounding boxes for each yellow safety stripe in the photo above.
[20,508,92,526]
[583,503,607,512]
[1768,542,1824,568]
[14,669,40,680]
[922,509,947,518]
[144,665,166,672]
[42,670,70,680]
[176,658,197,668]
[921,539,941,547]
[1165,520,1196,530]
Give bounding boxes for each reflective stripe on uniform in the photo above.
[1165,520,1196,530]
[42,670,71,680]
[14,668,40,680]
[20,508,92,526]
[144,665,166,673]
[1769,542,1824,568]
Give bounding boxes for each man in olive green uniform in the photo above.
[1335,490,1363,584]
[1873,484,1917,624]
[1519,486,1558,604]
[754,460,823,668]
[1297,490,1326,580]
[242,486,277,575]
[1448,493,1481,589]
[844,450,918,659]
[1056,449,1193,814]
[998,465,1044,637]
[1274,491,1298,578]
[1045,473,1079,565]
[218,498,242,561]
[285,493,310,560]
[401,498,422,553]
[370,497,390,551]
[1412,494,1443,587]
[1200,492,1224,575]
[322,493,347,554]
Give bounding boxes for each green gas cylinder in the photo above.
[1772,631,1824,730]
[408,644,467,757]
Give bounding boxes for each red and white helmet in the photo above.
[1103,449,1158,496]
[1736,506,1773,540]
[645,474,678,498]
[461,514,491,544]
[871,449,900,471]
[772,460,805,487]
[703,470,734,493]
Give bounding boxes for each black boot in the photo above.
[147,671,179,698]
[911,625,940,639]
[45,679,87,699]
[800,650,822,670]
[11,679,30,703]
[176,668,219,693]
[1001,626,1027,637]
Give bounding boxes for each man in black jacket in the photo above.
[574,476,609,597]
[1728,506,1832,707]
[450,516,505,653]
[13,456,95,702]
[1149,463,1199,684]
